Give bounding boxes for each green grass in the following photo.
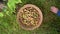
[0,0,60,34]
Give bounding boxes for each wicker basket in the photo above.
[17,4,43,30]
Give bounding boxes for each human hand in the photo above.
[50,6,59,14]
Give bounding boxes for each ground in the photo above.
[0,0,60,34]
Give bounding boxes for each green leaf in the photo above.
[0,12,4,17]
[6,0,22,15]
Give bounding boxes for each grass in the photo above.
[0,0,60,34]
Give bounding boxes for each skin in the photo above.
[50,6,59,14]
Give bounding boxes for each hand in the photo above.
[50,6,59,14]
